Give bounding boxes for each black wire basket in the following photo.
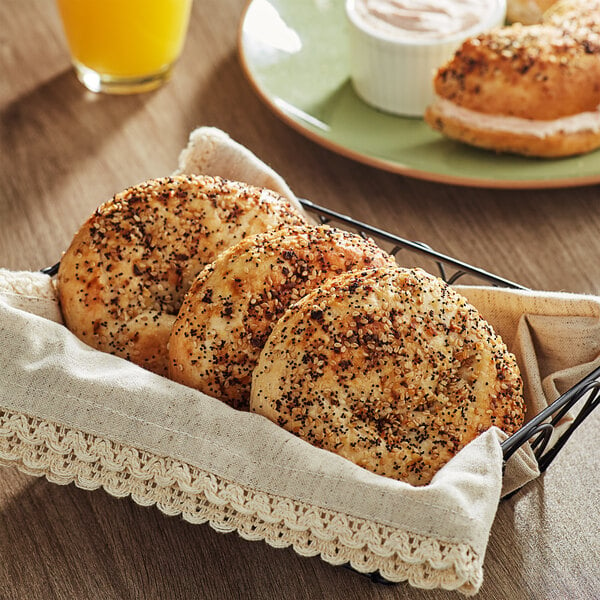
[41,198,600,588]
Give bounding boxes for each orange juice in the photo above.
[56,0,192,92]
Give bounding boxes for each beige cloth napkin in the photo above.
[173,127,306,216]
[1,127,599,596]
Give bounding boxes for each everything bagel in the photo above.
[425,0,600,157]
[57,175,306,375]
[169,224,395,409]
[251,267,525,486]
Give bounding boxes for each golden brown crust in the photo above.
[426,0,600,157]
[168,225,395,409]
[250,267,525,486]
[432,23,600,120]
[424,102,600,157]
[57,175,306,376]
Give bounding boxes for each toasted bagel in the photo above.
[425,0,600,157]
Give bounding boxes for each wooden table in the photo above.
[1,1,598,598]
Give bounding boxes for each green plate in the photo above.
[238,0,600,188]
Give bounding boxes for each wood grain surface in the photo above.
[1,1,599,598]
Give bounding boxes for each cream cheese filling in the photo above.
[434,97,600,138]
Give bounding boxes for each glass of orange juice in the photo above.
[56,0,192,94]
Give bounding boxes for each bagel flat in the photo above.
[251,267,525,486]
[57,175,306,376]
[425,0,600,157]
[169,224,395,409]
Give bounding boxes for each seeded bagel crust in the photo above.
[57,175,306,376]
[425,0,600,157]
[251,267,525,486]
[169,224,395,409]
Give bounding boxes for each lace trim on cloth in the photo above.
[0,408,483,595]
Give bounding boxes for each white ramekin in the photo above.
[346,0,507,118]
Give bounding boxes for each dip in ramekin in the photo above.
[346,0,507,117]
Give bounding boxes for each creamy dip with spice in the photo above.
[351,0,501,40]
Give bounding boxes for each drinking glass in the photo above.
[56,0,193,94]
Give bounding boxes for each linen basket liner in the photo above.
[1,128,599,596]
